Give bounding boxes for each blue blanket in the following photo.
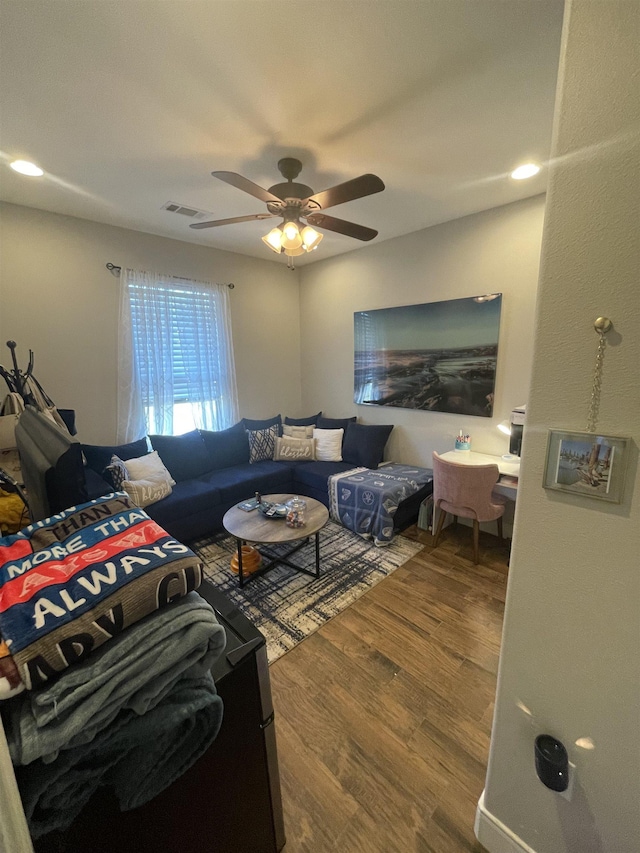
[328,463,433,545]
[14,671,223,839]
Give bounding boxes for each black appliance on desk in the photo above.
[509,405,526,457]
[34,580,286,853]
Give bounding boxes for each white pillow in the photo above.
[122,474,172,508]
[313,428,343,462]
[282,424,314,439]
[124,450,176,486]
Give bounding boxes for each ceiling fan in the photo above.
[190,158,384,264]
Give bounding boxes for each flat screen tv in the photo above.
[15,406,87,522]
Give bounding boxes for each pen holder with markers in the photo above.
[454,431,471,452]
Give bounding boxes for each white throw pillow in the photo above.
[313,428,343,462]
[124,450,176,486]
[282,424,314,439]
[122,473,172,508]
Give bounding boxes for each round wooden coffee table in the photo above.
[223,494,329,588]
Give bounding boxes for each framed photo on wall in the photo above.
[543,429,629,503]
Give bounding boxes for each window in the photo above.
[117,269,239,440]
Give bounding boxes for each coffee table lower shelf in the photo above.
[232,532,321,588]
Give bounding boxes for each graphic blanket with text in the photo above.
[0,492,203,690]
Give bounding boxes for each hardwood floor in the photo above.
[269,523,509,853]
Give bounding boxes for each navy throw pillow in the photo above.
[242,414,282,434]
[149,430,212,482]
[82,437,149,476]
[342,423,394,469]
[316,416,357,445]
[200,421,250,470]
[284,412,322,426]
[84,467,113,500]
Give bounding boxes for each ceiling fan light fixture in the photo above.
[281,220,302,250]
[203,160,384,260]
[283,245,305,257]
[262,226,283,254]
[301,225,323,251]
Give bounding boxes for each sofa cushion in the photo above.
[84,467,113,500]
[316,415,356,431]
[247,425,279,463]
[292,461,358,492]
[284,412,322,426]
[203,460,293,505]
[147,431,210,482]
[200,422,250,470]
[82,437,149,476]
[316,416,357,446]
[342,423,394,469]
[144,477,222,530]
[242,415,282,433]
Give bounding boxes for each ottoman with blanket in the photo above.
[328,463,434,546]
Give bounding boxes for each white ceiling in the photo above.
[0,0,564,266]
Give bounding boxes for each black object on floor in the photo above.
[34,580,286,853]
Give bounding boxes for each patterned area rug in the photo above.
[193,520,422,664]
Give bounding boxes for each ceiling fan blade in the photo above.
[305,212,378,241]
[211,171,282,204]
[190,213,275,230]
[304,174,385,210]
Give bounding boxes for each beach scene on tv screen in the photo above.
[354,294,502,417]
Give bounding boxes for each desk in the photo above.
[439,450,519,500]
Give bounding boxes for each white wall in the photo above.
[478,2,640,852]
[298,195,545,466]
[0,202,301,442]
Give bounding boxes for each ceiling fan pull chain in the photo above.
[586,317,612,433]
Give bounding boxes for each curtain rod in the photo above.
[105,263,235,288]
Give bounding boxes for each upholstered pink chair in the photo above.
[432,451,507,564]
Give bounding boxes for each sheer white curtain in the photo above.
[117,268,239,442]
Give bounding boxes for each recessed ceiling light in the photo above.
[10,159,44,177]
[511,163,541,180]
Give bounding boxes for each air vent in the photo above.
[162,202,212,221]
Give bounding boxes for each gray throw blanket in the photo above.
[6,591,226,765]
[14,670,223,839]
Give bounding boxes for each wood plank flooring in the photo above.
[269,523,509,853]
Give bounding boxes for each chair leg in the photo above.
[433,508,447,546]
[497,516,503,541]
[473,519,480,564]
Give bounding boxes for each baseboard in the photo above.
[475,791,537,853]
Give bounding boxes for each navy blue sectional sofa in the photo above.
[80,417,431,543]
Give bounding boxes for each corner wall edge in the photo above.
[475,790,538,853]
